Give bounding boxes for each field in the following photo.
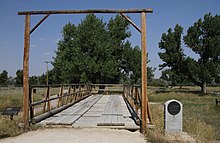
[147,86,220,142]
[0,86,220,142]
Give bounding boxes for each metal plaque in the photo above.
[167,101,181,115]
[2,107,21,115]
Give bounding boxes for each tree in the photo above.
[158,13,220,94]
[15,69,23,86]
[0,70,8,86]
[38,74,46,85]
[158,24,187,87]
[52,14,154,84]
[184,13,220,94]
[29,76,38,85]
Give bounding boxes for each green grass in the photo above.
[147,86,220,142]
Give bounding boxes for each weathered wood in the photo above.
[57,86,64,107]
[30,14,50,34]
[120,13,141,33]
[32,94,92,123]
[18,9,153,15]
[135,87,139,114]
[141,12,147,133]
[43,87,50,113]
[23,14,30,130]
[43,95,102,125]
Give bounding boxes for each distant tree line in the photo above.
[0,69,47,87]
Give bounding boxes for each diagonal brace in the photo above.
[30,14,50,34]
[120,13,141,33]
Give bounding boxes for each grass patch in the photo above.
[0,88,23,139]
[0,88,23,112]
[147,86,220,142]
[0,115,22,138]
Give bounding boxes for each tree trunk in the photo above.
[200,82,207,95]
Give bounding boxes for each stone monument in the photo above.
[164,99,183,134]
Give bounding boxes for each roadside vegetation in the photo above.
[1,86,220,142]
[147,86,220,142]
[0,88,44,139]
[0,88,23,138]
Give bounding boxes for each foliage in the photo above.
[158,13,220,94]
[52,14,154,84]
[184,13,220,93]
[29,76,39,85]
[0,70,8,86]
[158,24,188,87]
[15,69,23,87]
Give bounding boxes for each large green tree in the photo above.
[158,13,220,94]
[158,24,187,87]
[52,14,154,84]
[184,13,220,94]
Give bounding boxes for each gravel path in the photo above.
[0,128,147,143]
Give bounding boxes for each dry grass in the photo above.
[0,88,23,139]
[1,86,220,141]
[0,115,22,138]
[147,86,220,142]
[0,89,23,112]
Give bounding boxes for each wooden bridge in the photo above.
[29,84,151,131]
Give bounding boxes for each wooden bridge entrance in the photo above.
[18,8,153,132]
[29,84,148,130]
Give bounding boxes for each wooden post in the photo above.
[141,12,148,133]
[23,14,31,130]
[135,87,139,114]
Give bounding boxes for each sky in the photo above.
[0,0,219,78]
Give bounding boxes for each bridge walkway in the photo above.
[41,94,139,130]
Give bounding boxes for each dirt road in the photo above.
[0,128,147,143]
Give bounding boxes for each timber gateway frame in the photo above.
[18,8,153,133]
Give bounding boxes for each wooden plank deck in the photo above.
[41,94,139,130]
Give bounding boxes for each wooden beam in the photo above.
[23,14,31,130]
[30,14,50,34]
[120,13,141,33]
[141,12,147,133]
[18,9,153,15]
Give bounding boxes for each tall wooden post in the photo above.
[141,12,148,133]
[23,14,31,130]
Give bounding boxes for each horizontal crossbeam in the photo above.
[18,9,153,15]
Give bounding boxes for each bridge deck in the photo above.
[41,94,139,130]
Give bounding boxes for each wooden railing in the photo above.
[123,84,153,126]
[29,83,152,126]
[29,84,92,123]
[123,85,142,125]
